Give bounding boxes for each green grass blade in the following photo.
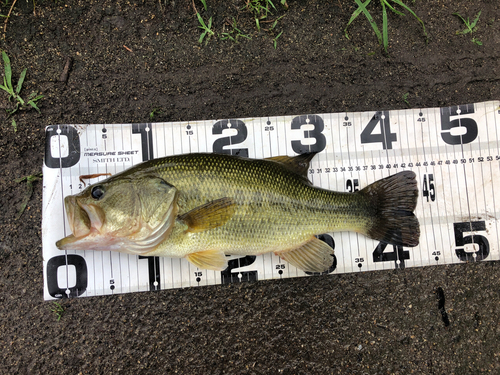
[196,12,207,29]
[470,11,481,29]
[392,0,427,36]
[2,51,13,92]
[199,30,207,44]
[0,82,10,94]
[382,0,388,52]
[384,1,404,17]
[28,100,41,113]
[345,0,373,39]
[356,0,382,44]
[452,12,466,24]
[16,68,27,95]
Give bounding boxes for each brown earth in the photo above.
[0,0,499,373]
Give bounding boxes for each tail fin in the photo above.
[359,171,420,247]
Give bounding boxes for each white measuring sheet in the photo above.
[42,100,500,300]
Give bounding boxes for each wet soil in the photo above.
[0,0,499,373]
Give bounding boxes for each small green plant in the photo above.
[402,92,409,106]
[272,30,283,49]
[149,107,163,121]
[243,0,286,31]
[244,0,275,31]
[454,11,482,46]
[15,173,42,219]
[50,302,65,321]
[0,51,43,116]
[196,12,214,44]
[221,18,251,42]
[345,0,426,53]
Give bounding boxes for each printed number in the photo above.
[290,115,326,154]
[346,179,359,192]
[46,255,88,298]
[212,119,248,157]
[372,240,409,269]
[422,174,436,202]
[440,104,478,145]
[360,111,397,149]
[453,221,490,261]
[138,256,161,291]
[305,234,337,276]
[221,256,257,284]
[44,125,81,168]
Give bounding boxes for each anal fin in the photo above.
[186,249,228,271]
[275,236,334,273]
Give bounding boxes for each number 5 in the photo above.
[440,105,478,145]
[453,221,489,261]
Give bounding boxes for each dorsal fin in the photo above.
[265,153,317,177]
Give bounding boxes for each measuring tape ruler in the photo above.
[42,100,500,300]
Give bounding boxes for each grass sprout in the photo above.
[273,30,283,49]
[402,92,409,106]
[15,173,42,220]
[0,51,43,116]
[50,302,65,321]
[149,107,163,121]
[345,0,427,53]
[243,0,286,32]
[454,11,482,45]
[221,18,251,42]
[196,12,214,44]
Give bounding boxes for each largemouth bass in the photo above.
[56,153,419,272]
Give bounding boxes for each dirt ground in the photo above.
[0,0,499,373]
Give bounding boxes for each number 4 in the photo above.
[360,111,397,150]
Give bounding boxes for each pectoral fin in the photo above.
[179,197,236,233]
[275,236,334,273]
[186,249,228,271]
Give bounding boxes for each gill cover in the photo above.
[56,176,178,255]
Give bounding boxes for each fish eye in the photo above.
[91,185,105,200]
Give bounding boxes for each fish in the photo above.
[56,152,420,272]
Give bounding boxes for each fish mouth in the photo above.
[56,196,104,250]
